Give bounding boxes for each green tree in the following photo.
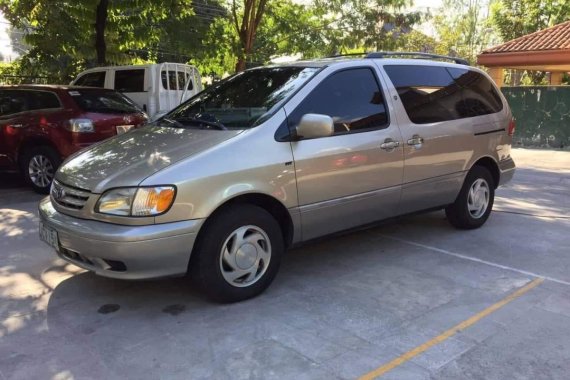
[196,0,331,76]
[490,0,570,41]
[231,0,268,72]
[312,0,423,53]
[0,0,195,81]
[432,0,498,64]
[152,1,227,64]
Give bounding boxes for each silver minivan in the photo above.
[40,53,516,302]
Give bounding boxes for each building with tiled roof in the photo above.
[477,20,570,86]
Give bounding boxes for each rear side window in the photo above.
[32,91,61,110]
[384,66,462,123]
[384,65,503,124]
[75,71,106,87]
[114,69,145,92]
[161,70,193,90]
[0,90,30,116]
[448,68,503,117]
[178,72,193,90]
[160,70,194,90]
[161,70,178,90]
[69,90,141,114]
[288,68,389,135]
[0,90,61,116]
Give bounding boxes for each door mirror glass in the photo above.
[295,113,334,139]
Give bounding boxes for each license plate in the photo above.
[39,222,59,250]
[116,125,134,134]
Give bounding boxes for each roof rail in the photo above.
[327,52,368,58]
[365,51,469,65]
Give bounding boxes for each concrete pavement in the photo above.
[0,148,569,380]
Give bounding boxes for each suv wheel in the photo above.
[21,146,61,194]
[190,204,284,303]
[445,166,495,229]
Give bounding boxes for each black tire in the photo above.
[190,204,284,303]
[445,166,495,230]
[20,146,61,194]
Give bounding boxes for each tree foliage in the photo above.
[430,0,499,64]
[312,0,424,53]
[0,0,196,81]
[1,0,568,84]
[231,0,268,71]
[197,0,332,76]
[490,0,570,41]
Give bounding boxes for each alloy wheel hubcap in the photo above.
[220,225,271,287]
[28,155,54,188]
[467,178,490,219]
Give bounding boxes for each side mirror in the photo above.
[295,114,334,140]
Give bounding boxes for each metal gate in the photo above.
[502,86,570,148]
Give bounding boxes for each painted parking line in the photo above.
[358,278,544,380]
[377,234,570,287]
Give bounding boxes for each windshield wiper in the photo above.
[174,116,228,130]
[161,117,188,129]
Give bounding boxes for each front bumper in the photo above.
[498,156,516,186]
[39,197,204,280]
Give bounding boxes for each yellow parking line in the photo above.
[358,277,544,380]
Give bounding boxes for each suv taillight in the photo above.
[508,119,516,136]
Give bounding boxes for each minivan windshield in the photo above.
[164,66,320,130]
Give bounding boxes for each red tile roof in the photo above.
[482,20,570,54]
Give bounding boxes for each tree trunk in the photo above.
[232,0,267,72]
[95,0,109,65]
[236,57,246,72]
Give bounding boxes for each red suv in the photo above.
[0,85,147,193]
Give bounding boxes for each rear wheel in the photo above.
[21,146,61,194]
[445,166,495,229]
[190,204,284,303]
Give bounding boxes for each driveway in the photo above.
[1,148,569,380]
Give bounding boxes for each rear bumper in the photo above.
[39,197,204,280]
[498,156,516,186]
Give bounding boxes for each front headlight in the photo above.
[96,186,176,216]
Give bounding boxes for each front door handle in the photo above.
[407,134,424,149]
[380,138,400,151]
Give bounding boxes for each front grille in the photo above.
[51,180,91,210]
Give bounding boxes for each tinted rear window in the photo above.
[384,65,503,124]
[0,90,61,116]
[0,90,30,116]
[33,91,61,109]
[114,69,145,92]
[69,90,141,114]
[448,68,503,117]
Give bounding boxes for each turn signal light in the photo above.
[131,187,176,216]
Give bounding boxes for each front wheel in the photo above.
[190,204,284,303]
[21,146,61,194]
[445,166,495,229]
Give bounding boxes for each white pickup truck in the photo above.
[71,63,203,119]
